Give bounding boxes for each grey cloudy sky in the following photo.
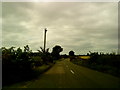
[2,2,118,54]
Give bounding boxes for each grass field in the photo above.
[79,56,90,59]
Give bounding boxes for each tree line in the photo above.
[2,45,120,86]
[69,50,120,77]
[2,45,63,86]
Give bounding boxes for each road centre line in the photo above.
[70,70,75,74]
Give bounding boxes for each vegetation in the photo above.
[69,51,75,56]
[2,45,63,86]
[70,51,120,77]
[69,51,75,61]
[2,43,120,87]
[51,45,63,60]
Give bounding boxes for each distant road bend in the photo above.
[17,58,120,88]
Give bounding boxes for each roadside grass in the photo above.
[72,62,120,88]
[3,59,62,88]
[3,63,54,88]
[33,63,53,74]
[71,56,120,78]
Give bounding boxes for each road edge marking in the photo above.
[70,70,75,74]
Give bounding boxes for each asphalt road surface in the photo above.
[12,58,120,88]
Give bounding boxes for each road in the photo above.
[10,58,120,88]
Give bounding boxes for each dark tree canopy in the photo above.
[24,45,30,52]
[52,45,63,53]
[69,51,75,56]
[51,45,63,60]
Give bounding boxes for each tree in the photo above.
[24,45,30,52]
[37,47,49,54]
[69,51,75,56]
[51,45,63,60]
[37,47,53,64]
[69,51,75,61]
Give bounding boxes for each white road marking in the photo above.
[70,70,75,74]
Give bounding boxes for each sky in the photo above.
[2,2,118,55]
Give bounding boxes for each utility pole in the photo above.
[44,28,47,53]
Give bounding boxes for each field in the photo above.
[78,56,90,59]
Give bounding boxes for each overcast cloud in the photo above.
[2,2,118,54]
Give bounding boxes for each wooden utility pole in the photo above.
[44,28,47,52]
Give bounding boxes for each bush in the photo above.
[2,45,57,86]
[31,56,43,66]
[71,51,120,77]
[2,46,35,86]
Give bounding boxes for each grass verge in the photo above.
[3,63,54,88]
